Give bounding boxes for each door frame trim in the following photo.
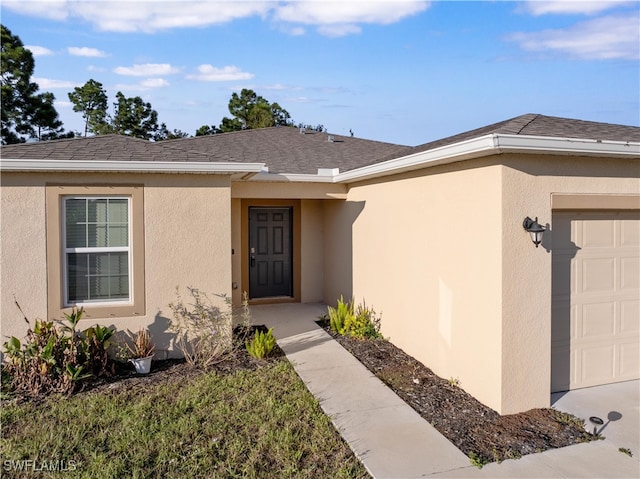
[241,199,301,304]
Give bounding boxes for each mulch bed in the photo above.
[3,322,597,467]
[317,319,598,465]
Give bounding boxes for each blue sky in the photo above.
[2,0,639,145]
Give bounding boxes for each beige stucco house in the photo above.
[2,113,639,414]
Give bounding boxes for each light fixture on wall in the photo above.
[523,216,546,248]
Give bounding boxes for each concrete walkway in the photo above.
[251,303,640,479]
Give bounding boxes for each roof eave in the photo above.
[335,134,640,183]
[245,171,337,183]
[0,159,265,179]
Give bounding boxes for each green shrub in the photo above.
[84,324,115,376]
[328,298,382,339]
[343,301,382,339]
[469,452,490,468]
[246,328,276,359]
[327,296,354,334]
[2,303,114,397]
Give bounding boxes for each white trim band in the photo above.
[335,134,640,183]
[0,159,265,177]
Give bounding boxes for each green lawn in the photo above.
[1,360,368,479]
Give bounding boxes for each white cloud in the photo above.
[140,78,170,88]
[114,63,180,76]
[187,65,254,82]
[317,24,362,37]
[55,100,73,108]
[262,83,300,91]
[25,45,55,56]
[522,0,634,16]
[3,1,272,33]
[508,14,639,60]
[2,0,69,21]
[3,0,429,36]
[282,25,306,36]
[273,1,429,25]
[33,77,77,89]
[114,83,151,93]
[68,46,108,57]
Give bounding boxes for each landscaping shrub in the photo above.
[327,297,382,340]
[246,328,276,359]
[343,301,382,339]
[327,296,354,334]
[2,302,114,396]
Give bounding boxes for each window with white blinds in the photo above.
[63,197,131,305]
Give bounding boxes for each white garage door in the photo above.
[552,211,639,393]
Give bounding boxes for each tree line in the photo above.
[1,24,322,145]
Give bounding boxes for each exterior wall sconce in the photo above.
[523,216,546,248]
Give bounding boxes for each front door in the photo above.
[248,207,293,299]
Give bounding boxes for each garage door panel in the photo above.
[552,211,639,393]
[620,219,640,247]
[581,258,615,293]
[621,257,639,290]
[581,302,615,338]
[579,345,615,384]
[620,300,639,333]
[620,341,640,377]
[582,219,615,247]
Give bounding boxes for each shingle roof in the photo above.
[163,127,412,174]
[2,114,638,175]
[409,113,640,156]
[0,134,214,162]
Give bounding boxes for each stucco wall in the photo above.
[1,172,232,358]
[325,154,639,414]
[1,174,48,341]
[499,155,640,414]
[323,199,362,303]
[301,200,324,303]
[231,198,242,306]
[332,160,506,412]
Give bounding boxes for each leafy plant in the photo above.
[448,377,460,388]
[327,296,354,334]
[83,324,115,376]
[469,451,490,468]
[169,287,245,369]
[342,301,382,339]
[328,297,382,340]
[2,301,114,397]
[246,328,276,359]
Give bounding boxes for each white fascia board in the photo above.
[335,135,497,183]
[247,171,336,183]
[493,134,640,157]
[335,134,640,183]
[0,159,265,178]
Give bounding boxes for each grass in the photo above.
[1,360,368,479]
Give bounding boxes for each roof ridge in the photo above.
[514,114,540,135]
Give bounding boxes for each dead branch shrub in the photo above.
[169,287,250,369]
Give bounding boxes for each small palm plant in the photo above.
[123,329,155,374]
[125,328,155,359]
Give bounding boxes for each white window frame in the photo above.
[62,196,133,307]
